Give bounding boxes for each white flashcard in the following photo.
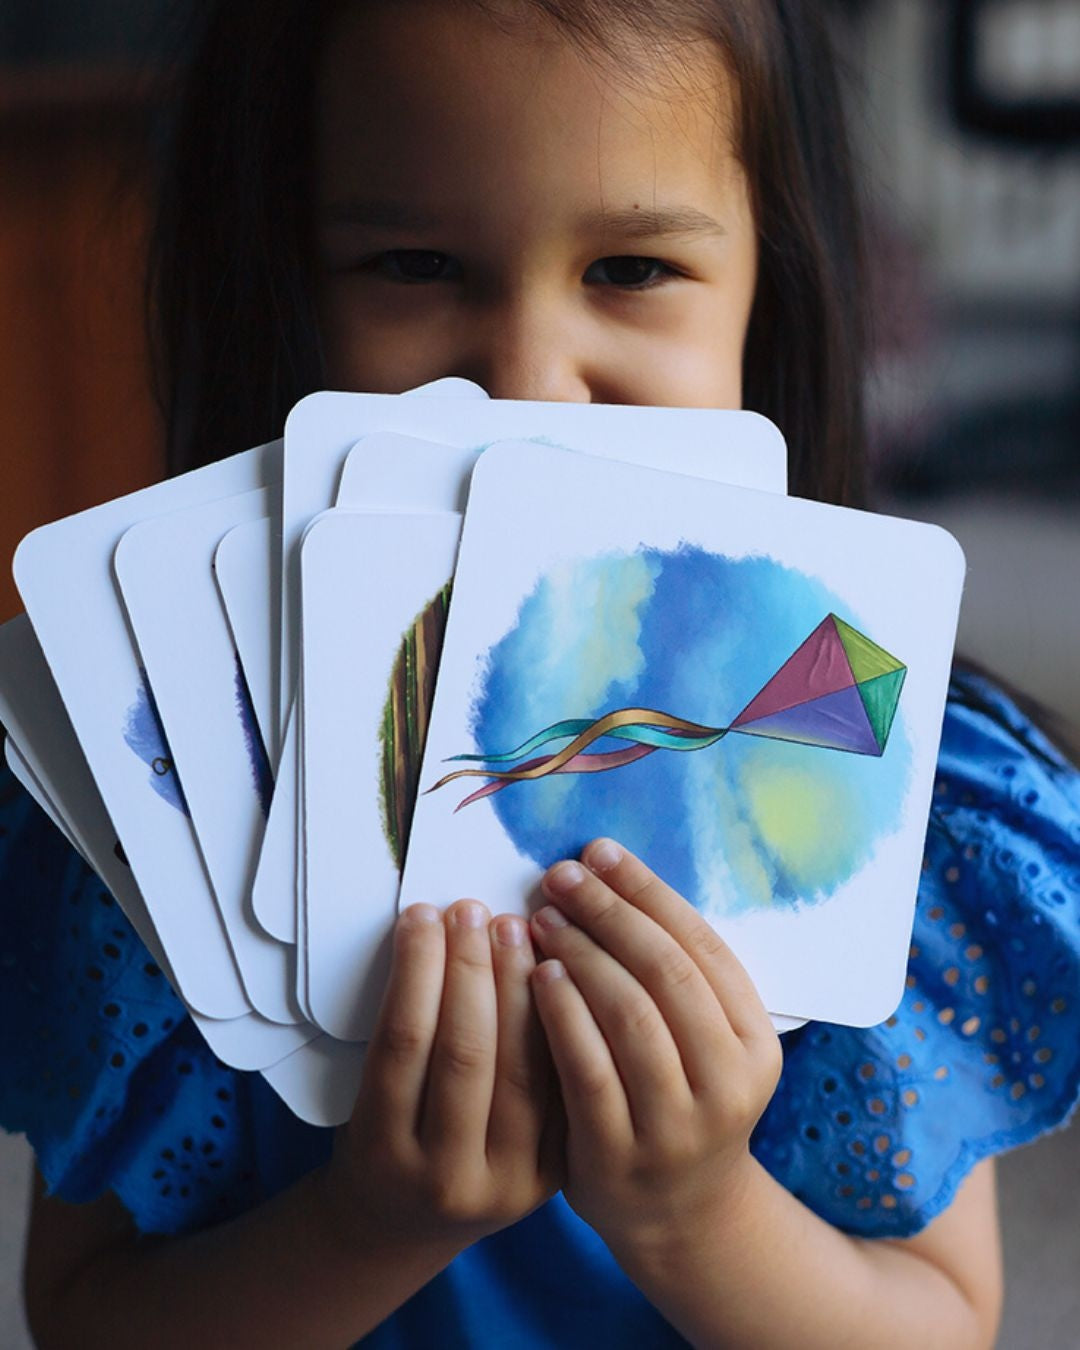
[205,379,483,769]
[293,434,472,968]
[279,396,788,748]
[337,433,478,514]
[301,511,462,1040]
[255,431,476,950]
[114,488,300,1026]
[251,698,302,943]
[249,381,488,947]
[409,377,489,401]
[13,440,282,1021]
[291,507,829,1037]
[400,443,965,1028]
[260,1035,367,1129]
[215,516,277,767]
[0,615,315,1071]
[294,678,316,1023]
[305,436,804,1035]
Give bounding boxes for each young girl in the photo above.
[4,2,1079,1345]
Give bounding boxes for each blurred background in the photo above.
[849,0,1080,755]
[0,1,1077,1346]
[0,0,171,641]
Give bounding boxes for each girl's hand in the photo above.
[329,901,563,1256]
[528,839,782,1258]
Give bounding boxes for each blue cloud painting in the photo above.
[469,546,912,917]
[123,672,189,816]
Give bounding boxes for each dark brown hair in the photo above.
[149,0,867,508]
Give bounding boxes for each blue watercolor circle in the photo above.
[470,547,911,917]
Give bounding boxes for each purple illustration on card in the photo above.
[234,652,274,816]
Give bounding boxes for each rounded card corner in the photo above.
[739,410,787,449]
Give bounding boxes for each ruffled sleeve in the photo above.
[0,742,315,1235]
[751,671,1080,1237]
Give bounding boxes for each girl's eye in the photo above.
[583,256,675,289]
[373,250,463,283]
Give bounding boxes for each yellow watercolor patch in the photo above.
[740,763,857,892]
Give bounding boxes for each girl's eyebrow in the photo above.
[321,200,726,239]
[581,206,727,240]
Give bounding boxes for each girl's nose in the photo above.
[455,298,593,404]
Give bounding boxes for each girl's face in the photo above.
[315,2,757,407]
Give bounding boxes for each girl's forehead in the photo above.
[315,1,743,221]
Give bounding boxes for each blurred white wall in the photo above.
[857,0,1080,305]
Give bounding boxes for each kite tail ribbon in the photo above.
[426,707,729,810]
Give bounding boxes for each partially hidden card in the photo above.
[0,614,314,1071]
[249,380,487,946]
[278,396,788,749]
[297,431,802,1039]
[214,516,277,767]
[13,443,283,1022]
[114,487,299,1026]
[301,510,462,1040]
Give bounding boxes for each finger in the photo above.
[579,839,774,1042]
[530,958,634,1151]
[538,862,731,1094]
[486,914,549,1163]
[361,903,446,1138]
[531,906,690,1136]
[420,900,498,1157]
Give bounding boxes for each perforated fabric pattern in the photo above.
[0,758,261,1233]
[2,672,1079,1242]
[754,672,1080,1234]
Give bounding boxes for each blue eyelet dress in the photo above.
[2,670,1079,1347]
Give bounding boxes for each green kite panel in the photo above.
[833,615,905,684]
[856,667,907,750]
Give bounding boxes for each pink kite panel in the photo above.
[732,616,855,728]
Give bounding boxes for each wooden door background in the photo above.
[0,68,163,622]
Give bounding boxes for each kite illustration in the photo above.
[427,614,906,811]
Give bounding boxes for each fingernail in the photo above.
[587,838,623,872]
[493,915,526,947]
[534,904,569,930]
[402,903,439,926]
[533,959,565,984]
[545,861,585,895]
[453,900,487,929]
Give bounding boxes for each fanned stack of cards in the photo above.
[0,378,966,1125]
